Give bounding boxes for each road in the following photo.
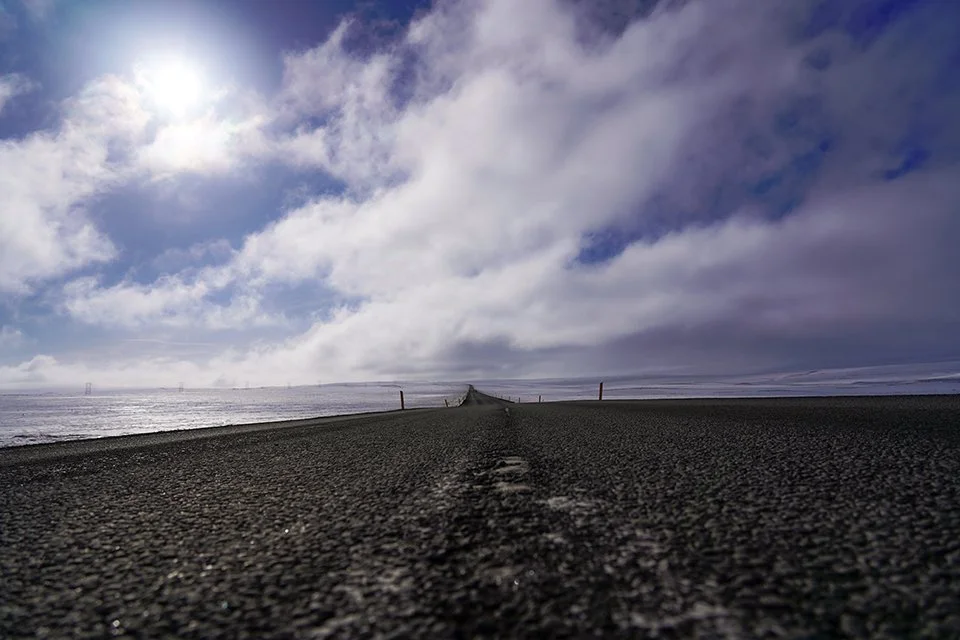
[2,390,959,637]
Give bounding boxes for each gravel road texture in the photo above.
[1,389,959,637]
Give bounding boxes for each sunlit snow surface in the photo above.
[0,382,467,447]
[2,363,959,447]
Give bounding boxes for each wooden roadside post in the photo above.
[400,390,405,410]
[444,399,449,408]
[599,381,604,401]
[538,395,542,403]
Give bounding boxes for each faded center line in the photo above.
[490,456,531,494]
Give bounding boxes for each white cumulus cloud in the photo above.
[0,76,148,294]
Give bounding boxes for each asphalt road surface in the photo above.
[2,390,959,638]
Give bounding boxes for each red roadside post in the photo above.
[400,390,405,410]
[599,381,604,401]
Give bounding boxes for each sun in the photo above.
[135,56,205,118]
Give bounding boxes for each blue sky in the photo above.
[0,0,958,388]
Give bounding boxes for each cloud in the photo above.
[0,73,31,115]
[0,76,150,294]
[0,67,270,296]
[61,276,211,328]
[137,114,267,178]
[61,271,284,330]
[275,22,399,188]
[192,164,956,381]
[7,0,960,386]
[136,86,272,179]
[256,1,759,293]
[0,353,212,388]
[236,0,958,380]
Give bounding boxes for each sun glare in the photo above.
[136,56,205,118]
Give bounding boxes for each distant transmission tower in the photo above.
[178,382,184,392]
[84,382,92,395]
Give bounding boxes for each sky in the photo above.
[0,0,958,389]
